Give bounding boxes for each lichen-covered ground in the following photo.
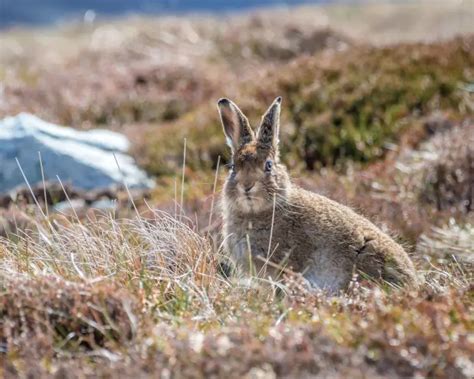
[1,2,473,378]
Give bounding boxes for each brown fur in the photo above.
[217,97,418,292]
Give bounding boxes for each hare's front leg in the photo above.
[228,234,280,278]
[228,234,262,274]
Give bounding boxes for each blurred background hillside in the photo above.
[2,0,324,27]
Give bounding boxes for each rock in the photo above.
[91,198,117,210]
[0,180,151,218]
[0,181,80,209]
[53,198,87,213]
[0,113,154,193]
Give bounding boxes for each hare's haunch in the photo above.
[218,97,418,292]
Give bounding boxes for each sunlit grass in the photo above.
[1,196,472,377]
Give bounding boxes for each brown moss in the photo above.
[1,277,138,351]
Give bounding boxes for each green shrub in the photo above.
[138,37,473,176]
[276,38,473,169]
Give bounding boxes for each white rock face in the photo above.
[0,113,154,193]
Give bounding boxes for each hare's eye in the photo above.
[264,160,273,172]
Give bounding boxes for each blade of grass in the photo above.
[180,138,187,221]
[208,155,221,229]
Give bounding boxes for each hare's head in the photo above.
[217,97,291,214]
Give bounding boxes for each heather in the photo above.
[0,2,473,378]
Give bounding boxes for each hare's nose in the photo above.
[244,184,255,193]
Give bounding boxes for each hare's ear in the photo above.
[217,98,254,152]
[257,96,281,150]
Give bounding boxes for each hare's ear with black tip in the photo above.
[217,98,254,153]
[257,96,281,151]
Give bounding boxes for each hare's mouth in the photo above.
[242,195,255,205]
[238,194,265,213]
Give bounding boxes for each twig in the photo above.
[180,138,187,221]
[208,155,221,228]
[15,157,46,219]
[38,151,49,218]
[113,153,140,218]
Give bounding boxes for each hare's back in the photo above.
[288,188,417,285]
[288,188,375,242]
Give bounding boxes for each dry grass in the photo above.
[418,221,474,264]
[0,199,472,378]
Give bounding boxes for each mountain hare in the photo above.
[218,97,418,292]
